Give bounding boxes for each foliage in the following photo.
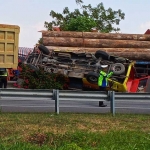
[75,0,83,5]
[14,64,67,89]
[44,1,125,32]
[38,38,43,45]
[63,16,96,32]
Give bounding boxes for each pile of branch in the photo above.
[42,31,150,60]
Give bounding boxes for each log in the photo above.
[43,37,150,48]
[46,46,150,61]
[42,31,150,41]
[84,39,150,48]
[43,37,83,47]
[42,31,83,38]
[83,32,150,41]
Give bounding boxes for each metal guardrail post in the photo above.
[107,91,111,101]
[0,89,1,99]
[110,91,115,116]
[54,89,59,114]
[53,89,55,100]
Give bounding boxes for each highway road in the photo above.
[0,97,150,114]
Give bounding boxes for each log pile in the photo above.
[41,31,150,60]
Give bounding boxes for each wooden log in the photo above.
[46,46,150,61]
[43,37,150,48]
[43,37,83,47]
[83,32,150,41]
[42,31,150,41]
[42,31,83,38]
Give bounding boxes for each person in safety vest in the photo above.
[98,65,113,107]
[0,68,8,88]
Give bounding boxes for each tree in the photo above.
[75,0,83,5]
[38,38,43,45]
[44,1,125,33]
[63,16,97,32]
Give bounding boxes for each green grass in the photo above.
[0,113,150,150]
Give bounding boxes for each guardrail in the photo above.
[0,89,54,98]
[53,90,114,114]
[0,89,149,116]
[0,89,114,114]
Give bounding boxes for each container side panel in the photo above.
[0,31,5,40]
[7,32,14,40]
[0,55,4,63]
[7,43,14,52]
[0,43,5,52]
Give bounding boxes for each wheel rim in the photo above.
[114,66,121,72]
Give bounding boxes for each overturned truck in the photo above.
[23,44,150,92]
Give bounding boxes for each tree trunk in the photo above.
[42,31,150,41]
[42,31,83,38]
[43,37,150,48]
[46,46,150,60]
[43,37,83,47]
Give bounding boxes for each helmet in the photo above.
[101,65,108,68]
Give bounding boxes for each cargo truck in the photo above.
[0,24,20,81]
[0,24,20,68]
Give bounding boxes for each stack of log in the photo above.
[41,31,150,60]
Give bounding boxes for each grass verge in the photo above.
[0,113,150,150]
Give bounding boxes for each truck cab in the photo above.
[128,61,150,93]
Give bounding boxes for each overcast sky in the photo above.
[1,0,150,48]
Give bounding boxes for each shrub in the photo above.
[14,64,68,89]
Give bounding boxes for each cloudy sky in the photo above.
[1,0,150,48]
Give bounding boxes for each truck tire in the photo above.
[95,50,109,60]
[86,72,99,84]
[111,63,125,75]
[38,45,50,55]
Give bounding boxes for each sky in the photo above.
[1,0,150,48]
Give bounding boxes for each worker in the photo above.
[0,68,8,88]
[98,65,113,107]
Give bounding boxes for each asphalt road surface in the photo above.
[0,97,150,114]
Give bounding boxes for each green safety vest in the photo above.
[0,69,8,77]
[98,71,113,87]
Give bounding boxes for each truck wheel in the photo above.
[86,72,99,84]
[38,45,50,55]
[95,50,109,60]
[111,63,125,75]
